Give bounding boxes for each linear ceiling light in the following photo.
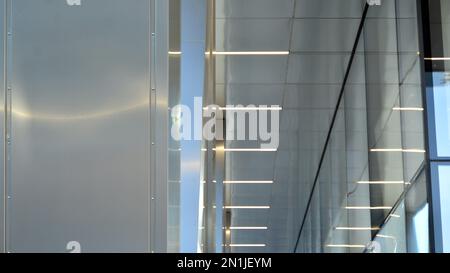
[201,180,217,184]
[356,181,407,185]
[370,148,426,153]
[345,206,392,210]
[227,227,268,230]
[224,180,274,184]
[223,206,270,209]
[393,107,424,111]
[210,51,289,56]
[213,148,277,152]
[335,227,380,231]
[228,244,267,247]
[326,244,366,248]
[203,106,282,111]
[424,57,450,61]
[376,234,396,239]
[168,51,182,55]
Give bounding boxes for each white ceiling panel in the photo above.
[287,53,350,84]
[216,18,291,51]
[291,19,361,52]
[224,83,285,106]
[216,0,295,18]
[295,0,364,18]
[215,56,288,84]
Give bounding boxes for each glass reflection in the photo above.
[200,0,427,253]
[431,72,450,157]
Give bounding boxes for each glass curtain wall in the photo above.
[295,0,428,253]
[201,0,428,253]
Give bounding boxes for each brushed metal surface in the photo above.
[8,0,152,252]
[0,0,5,253]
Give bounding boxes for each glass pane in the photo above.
[437,164,450,252]
[431,72,450,157]
[410,204,430,253]
[427,0,450,158]
[372,201,407,253]
[368,170,429,253]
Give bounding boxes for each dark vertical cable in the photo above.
[293,3,370,252]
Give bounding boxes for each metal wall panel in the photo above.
[0,0,5,253]
[7,0,152,252]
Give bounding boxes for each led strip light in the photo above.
[345,206,392,210]
[335,227,380,231]
[424,57,450,61]
[210,51,289,56]
[228,244,267,247]
[223,180,274,184]
[213,148,277,152]
[223,206,270,209]
[393,107,424,111]
[226,227,268,230]
[203,106,282,111]
[370,148,426,153]
[326,244,366,248]
[356,181,407,185]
